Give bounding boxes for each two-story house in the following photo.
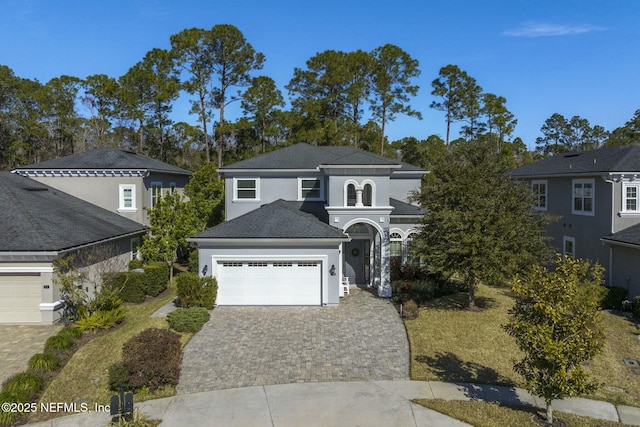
[0,172,147,324]
[511,146,640,299]
[13,148,192,226]
[189,143,427,306]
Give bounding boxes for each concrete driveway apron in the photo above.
[177,288,409,394]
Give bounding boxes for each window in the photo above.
[390,232,402,258]
[118,184,136,211]
[572,179,594,215]
[405,233,416,264]
[299,178,323,200]
[169,182,177,194]
[347,184,357,206]
[563,236,575,258]
[622,183,640,213]
[363,183,373,206]
[234,178,259,200]
[531,180,547,210]
[130,237,141,260]
[151,182,162,207]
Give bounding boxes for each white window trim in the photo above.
[531,180,547,211]
[571,178,595,216]
[361,179,377,207]
[233,177,260,201]
[150,182,163,207]
[298,177,324,201]
[621,181,640,216]
[563,236,575,258]
[118,184,137,212]
[130,237,141,260]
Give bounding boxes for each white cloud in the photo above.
[503,23,604,37]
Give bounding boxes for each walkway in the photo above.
[26,381,640,426]
[177,287,410,394]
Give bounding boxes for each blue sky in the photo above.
[2,0,639,148]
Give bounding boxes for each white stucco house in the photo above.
[188,143,427,306]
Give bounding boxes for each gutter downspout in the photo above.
[603,174,616,285]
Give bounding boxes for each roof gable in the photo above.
[511,146,640,178]
[1,172,147,252]
[191,199,348,240]
[14,148,191,176]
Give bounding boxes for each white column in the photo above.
[378,227,391,297]
[355,188,363,207]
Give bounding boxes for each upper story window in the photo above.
[151,182,162,207]
[347,184,357,206]
[234,178,259,200]
[363,183,373,207]
[531,180,547,211]
[118,184,136,212]
[622,182,640,213]
[299,178,323,201]
[572,179,594,216]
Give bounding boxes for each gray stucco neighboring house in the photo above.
[12,148,192,226]
[188,143,427,306]
[0,172,148,324]
[511,145,640,299]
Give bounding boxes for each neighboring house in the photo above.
[511,145,640,299]
[0,172,147,325]
[13,148,192,226]
[189,143,427,306]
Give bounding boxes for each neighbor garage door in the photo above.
[216,260,321,305]
[0,273,42,324]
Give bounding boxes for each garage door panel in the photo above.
[0,274,42,324]
[217,261,321,306]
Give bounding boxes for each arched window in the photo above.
[405,233,416,264]
[390,232,402,258]
[347,183,357,206]
[363,183,373,206]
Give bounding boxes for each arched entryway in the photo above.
[342,219,390,297]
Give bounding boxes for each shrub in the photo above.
[0,389,29,425]
[3,372,43,397]
[168,307,210,333]
[105,271,147,303]
[44,334,74,352]
[188,250,199,273]
[402,299,419,319]
[89,287,123,312]
[390,258,403,281]
[27,352,60,373]
[56,326,84,340]
[108,361,130,391]
[122,328,182,391]
[634,295,640,319]
[601,286,629,309]
[76,307,125,332]
[144,262,170,297]
[128,258,144,270]
[175,273,217,309]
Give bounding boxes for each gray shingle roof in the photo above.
[14,148,191,175]
[511,146,640,178]
[191,199,348,240]
[390,198,425,216]
[1,172,147,252]
[221,143,424,171]
[602,223,640,248]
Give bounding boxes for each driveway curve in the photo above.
[177,288,409,394]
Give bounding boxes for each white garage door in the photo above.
[0,273,42,324]
[216,261,321,305]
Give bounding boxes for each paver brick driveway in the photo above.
[0,324,61,385]
[177,287,409,394]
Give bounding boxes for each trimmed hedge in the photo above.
[601,286,629,309]
[104,271,147,303]
[122,328,182,391]
[144,262,170,297]
[175,273,217,310]
[167,307,210,333]
[108,361,130,391]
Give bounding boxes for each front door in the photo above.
[345,240,369,285]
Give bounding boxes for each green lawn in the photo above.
[404,283,640,407]
[29,289,187,423]
[415,399,637,427]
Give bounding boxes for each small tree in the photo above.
[504,256,606,425]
